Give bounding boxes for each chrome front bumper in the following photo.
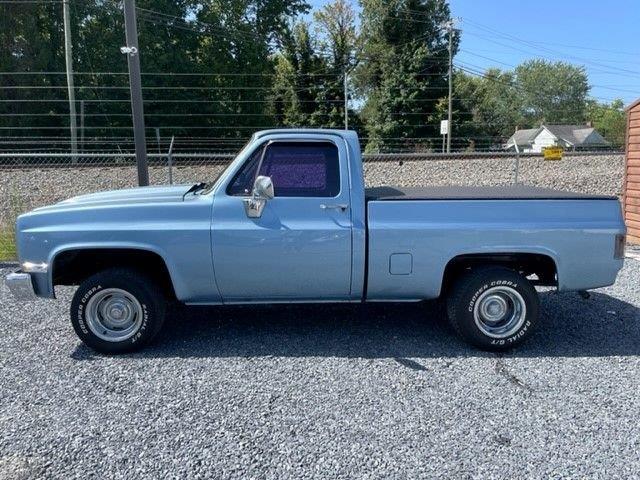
[4,271,38,301]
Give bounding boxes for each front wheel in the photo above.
[70,268,166,354]
[446,267,539,351]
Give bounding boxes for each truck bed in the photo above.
[364,186,624,301]
[365,185,617,201]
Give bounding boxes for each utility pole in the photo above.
[62,0,77,155]
[444,19,456,153]
[343,69,349,130]
[122,0,149,186]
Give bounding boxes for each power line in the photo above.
[4,108,611,118]
[0,71,452,78]
[0,123,504,130]
[462,29,640,79]
[0,71,347,77]
[459,49,516,68]
[137,6,448,66]
[459,50,640,92]
[412,8,633,61]
[455,61,624,103]
[2,113,278,117]
[1,85,277,90]
[136,7,270,45]
[0,0,61,3]
[463,18,640,67]
[0,99,351,104]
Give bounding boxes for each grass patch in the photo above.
[0,227,17,262]
[1,186,24,262]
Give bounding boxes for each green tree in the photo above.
[443,61,596,150]
[356,0,456,152]
[586,99,626,147]
[270,22,327,127]
[0,0,309,146]
[190,0,309,138]
[311,0,359,128]
[515,59,589,125]
[269,0,360,130]
[314,0,357,72]
[0,2,67,138]
[433,68,521,150]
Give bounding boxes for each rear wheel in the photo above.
[70,268,166,354]
[446,267,539,351]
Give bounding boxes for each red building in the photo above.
[624,98,640,244]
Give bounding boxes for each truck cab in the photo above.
[209,129,366,303]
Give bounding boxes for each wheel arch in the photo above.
[49,243,179,300]
[440,250,559,297]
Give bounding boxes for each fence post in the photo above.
[513,142,521,185]
[343,69,349,130]
[155,128,161,154]
[79,100,85,153]
[167,136,175,185]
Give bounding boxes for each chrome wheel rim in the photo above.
[85,288,143,342]
[473,286,526,339]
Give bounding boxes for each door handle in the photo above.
[320,203,348,211]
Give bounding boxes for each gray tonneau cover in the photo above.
[365,185,616,201]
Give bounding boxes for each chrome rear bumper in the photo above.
[4,271,37,301]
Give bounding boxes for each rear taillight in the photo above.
[614,234,626,259]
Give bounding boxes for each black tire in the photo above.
[446,267,539,351]
[70,268,166,354]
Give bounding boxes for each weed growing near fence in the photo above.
[0,188,24,261]
[0,228,16,261]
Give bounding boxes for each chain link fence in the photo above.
[0,150,625,262]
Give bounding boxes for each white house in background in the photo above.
[504,124,609,152]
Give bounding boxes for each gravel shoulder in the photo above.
[1,258,640,479]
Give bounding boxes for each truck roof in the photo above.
[253,128,359,143]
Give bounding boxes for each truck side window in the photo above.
[228,141,340,197]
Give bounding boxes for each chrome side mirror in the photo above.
[243,175,274,218]
[253,175,274,200]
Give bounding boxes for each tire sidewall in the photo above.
[71,272,158,353]
[451,269,538,350]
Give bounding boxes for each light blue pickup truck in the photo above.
[6,129,626,353]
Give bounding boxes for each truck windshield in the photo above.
[201,137,255,194]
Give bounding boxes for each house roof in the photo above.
[505,128,540,147]
[543,125,608,146]
[505,124,609,149]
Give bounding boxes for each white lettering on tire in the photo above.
[131,304,148,344]
[468,279,527,342]
[77,284,148,344]
[77,285,102,335]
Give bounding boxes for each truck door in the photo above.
[211,138,353,302]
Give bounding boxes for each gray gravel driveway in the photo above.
[1,259,639,479]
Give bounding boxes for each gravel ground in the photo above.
[1,257,639,479]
